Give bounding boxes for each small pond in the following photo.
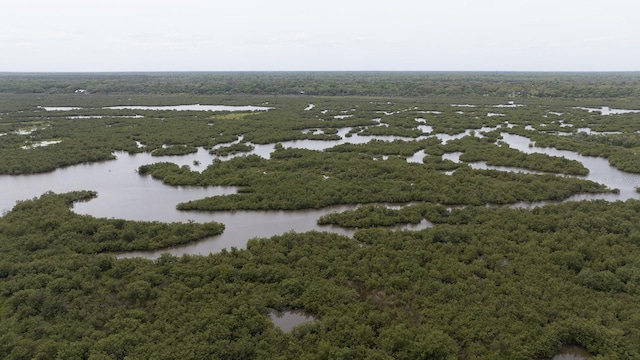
[551,345,592,360]
[269,310,315,332]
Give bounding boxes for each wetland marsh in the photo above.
[2,72,640,359]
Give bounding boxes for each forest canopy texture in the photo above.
[1,72,640,359]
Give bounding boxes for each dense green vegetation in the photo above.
[1,82,640,175]
[2,71,640,98]
[317,203,443,228]
[1,191,225,254]
[151,145,198,157]
[502,126,640,174]
[2,72,640,358]
[210,142,254,156]
[3,193,640,358]
[445,135,588,175]
[138,149,609,210]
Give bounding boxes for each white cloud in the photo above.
[1,0,638,71]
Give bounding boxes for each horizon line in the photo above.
[2,70,639,75]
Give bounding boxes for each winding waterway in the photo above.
[9,104,633,355]
[1,123,639,259]
[500,133,639,202]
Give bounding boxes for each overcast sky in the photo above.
[1,0,638,72]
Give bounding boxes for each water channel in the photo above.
[551,345,592,360]
[3,105,638,352]
[2,113,640,260]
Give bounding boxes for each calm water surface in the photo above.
[0,140,431,258]
[551,345,592,360]
[269,310,315,332]
[0,150,235,217]
[574,106,640,116]
[2,122,639,258]
[104,104,272,112]
[7,105,635,341]
[500,133,640,201]
[41,104,273,112]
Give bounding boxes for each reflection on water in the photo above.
[574,106,640,116]
[40,104,274,112]
[417,125,433,134]
[0,142,433,259]
[551,345,592,360]
[39,106,82,111]
[2,121,640,258]
[269,310,315,332]
[118,210,432,259]
[435,126,499,144]
[468,161,542,174]
[441,152,463,163]
[501,133,640,201]
[576,127,621,135]
[117,206,358,259]
[104,104,272,112]
[21,140,62,149]
[0,150,236,216]
[407,150,427,163]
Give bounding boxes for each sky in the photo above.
[1,0,639,72]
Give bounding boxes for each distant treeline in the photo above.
[1,72,640,98]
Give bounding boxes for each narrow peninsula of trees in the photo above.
[2,72,640,359]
